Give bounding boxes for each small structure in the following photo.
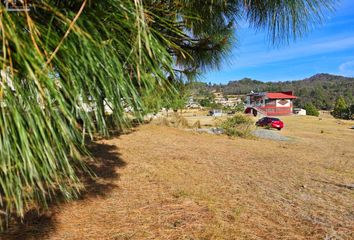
[245,91,297,116]
[212,92,242,108]
[186,96,201,109]
[208,109,223,117]
[293,108,306,116]
[215,97,242,108]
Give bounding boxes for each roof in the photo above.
[266,92,297,99]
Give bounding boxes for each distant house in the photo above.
[213,92,242,107]
[185,96,201,109]
[245,91,297,116]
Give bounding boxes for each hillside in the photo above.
[193,74,354,109]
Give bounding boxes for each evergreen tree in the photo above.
[332,96,349,119]
[304,103,320,117]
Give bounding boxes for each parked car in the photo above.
[256,117,284,130]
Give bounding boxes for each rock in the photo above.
[252,129,291,141]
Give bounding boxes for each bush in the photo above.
[304,103,319,117]
[219,114,253,137]
[192,120,201,129]
[199,98,213,107]
[234,102,245,112]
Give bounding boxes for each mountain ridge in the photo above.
[193,73,354,109]
[225,73,354,85]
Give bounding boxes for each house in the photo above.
[245,91,297,116]
[185,96,202,109]
[215,97,242,107]
[212,92,242,108]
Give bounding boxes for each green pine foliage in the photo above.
[0,0,175,226]
[304,103,320,117]
[332,96,350,119]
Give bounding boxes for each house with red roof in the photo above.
[245,91,297,116]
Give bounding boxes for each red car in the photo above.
[256,117,284,130]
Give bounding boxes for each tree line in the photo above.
[192,73,354,110]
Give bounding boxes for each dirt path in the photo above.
[2,121,354,239]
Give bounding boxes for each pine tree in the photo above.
[332,96,349,119]
[304,103,319,117]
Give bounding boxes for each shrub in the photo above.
[192,120,201,129]
[234,102,245,112]
[175,115,190,128]
[220,114,253,137]
[152,117,170,127]
[199,98,213,107]
[304,103,319,117]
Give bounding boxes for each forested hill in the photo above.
[194,74,354,110]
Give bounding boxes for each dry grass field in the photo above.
[2,113,354,240]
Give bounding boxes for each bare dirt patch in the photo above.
[1,116,354,239]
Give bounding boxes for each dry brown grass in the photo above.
[152,114,190,128]
[181,110,228,127]
[2,114,354,239]
[192,120,201,129]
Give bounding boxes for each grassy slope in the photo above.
[2,115,354,239]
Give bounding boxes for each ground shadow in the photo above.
[0,140,126,240]
[80,141,126,198]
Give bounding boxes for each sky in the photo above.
[202,0,354,83]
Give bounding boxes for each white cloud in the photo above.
[339,60,354,76]
[229,35,354,69]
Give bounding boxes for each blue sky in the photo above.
[202,0,354,83]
